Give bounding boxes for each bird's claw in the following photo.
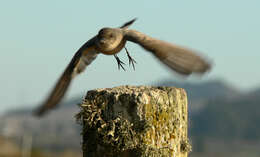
[124,47,137,70]
[114,55,126,71]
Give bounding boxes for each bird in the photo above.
[34,18,211,116]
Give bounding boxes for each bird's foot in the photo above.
[124,47,137,70]
[114,55,126,71]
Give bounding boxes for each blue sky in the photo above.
[1,0,260,113]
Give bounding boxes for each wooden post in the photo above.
[76,86,191,157]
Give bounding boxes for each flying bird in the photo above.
[34,18,211,116]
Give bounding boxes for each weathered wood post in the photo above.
[76,85,191,157]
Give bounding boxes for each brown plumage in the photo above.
[34,18,211,116]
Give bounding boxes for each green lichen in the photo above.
[76,97,140,155]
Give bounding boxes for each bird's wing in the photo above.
[125,30,211,75]
[34,36,98,116]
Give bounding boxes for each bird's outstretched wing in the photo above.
[125,30,211,75]
[34,36,98,116]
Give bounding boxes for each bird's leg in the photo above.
[124,47,137,70]
[114,54,126,71]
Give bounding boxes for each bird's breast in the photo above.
[97,39,126,55]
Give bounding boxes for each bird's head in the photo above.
[96,28,124,53]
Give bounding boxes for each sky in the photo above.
[0,0,260,113]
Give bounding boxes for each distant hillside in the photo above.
[154,79,240,99]
[0,99,82,151]
[191,90,260,140]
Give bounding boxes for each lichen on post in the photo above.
[76,85,191,157]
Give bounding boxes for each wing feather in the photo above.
[125,29,211,75]
[34,36,98,116]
